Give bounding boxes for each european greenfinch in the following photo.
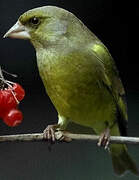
[4,6,139,176]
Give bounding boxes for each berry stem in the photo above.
[2,69,17,78]
[0,66,4,80]
[0,66,6,89]
[0,70,19,104]
[10,89,19,104]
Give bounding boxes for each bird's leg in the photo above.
[43,124,58,152]
[43,124,58,142]
[97,128,110,150]
[43,124,72,142]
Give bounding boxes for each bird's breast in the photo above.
[36,49,115,127]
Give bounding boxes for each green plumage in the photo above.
[5,6,139,176]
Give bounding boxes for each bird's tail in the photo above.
[109,144,139,176]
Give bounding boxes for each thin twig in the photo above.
[0,131,139,144]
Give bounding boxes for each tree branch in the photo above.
[0,131,139,144]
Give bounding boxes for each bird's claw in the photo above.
[97,128,110,150]
[43,125,72,143]
[43,124,57,142]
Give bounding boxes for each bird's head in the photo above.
[3,6,77,48]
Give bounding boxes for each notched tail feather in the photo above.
[110,145,139,176]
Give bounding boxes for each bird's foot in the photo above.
[43,124,72,142]
[43,124,57,142]
[97,128,110,150]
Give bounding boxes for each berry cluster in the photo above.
[0,83,25,127]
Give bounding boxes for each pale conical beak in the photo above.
[3,21,30,39]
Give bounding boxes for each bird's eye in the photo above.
[29,17,40,25]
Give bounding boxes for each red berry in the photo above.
[3,109,23,127]
[0,89,17,113]
[0,91,7,118]
[0,91,4,117]
[13,83,25,101]
[0,108,7,118]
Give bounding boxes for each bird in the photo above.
[3,6,139,176]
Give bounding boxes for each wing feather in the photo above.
[91,42,128,135]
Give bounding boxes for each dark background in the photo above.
[0,0,139,180]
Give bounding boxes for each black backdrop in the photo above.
[0,1,139,180]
